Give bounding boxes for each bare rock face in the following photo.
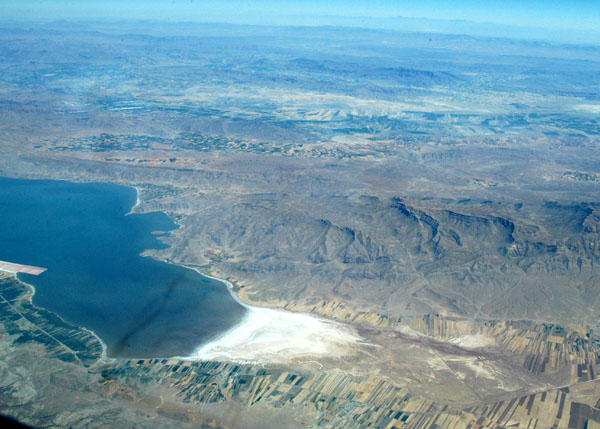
[148,186,598,326]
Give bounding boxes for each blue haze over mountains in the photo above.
[3,0,600,44]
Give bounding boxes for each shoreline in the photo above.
[1,182,245,364]
[125,184,262,359]
[173,263,365,364]
[2,180,363,366]
[126,184,142,215]
[1,182,203,365]
[0,182,163,364]
[3,181,151,364]
[7,272,110,363]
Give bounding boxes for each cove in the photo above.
[0,176,247,358]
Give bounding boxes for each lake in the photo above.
[0,176,247,358]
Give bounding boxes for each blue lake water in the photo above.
[0,177,247,358]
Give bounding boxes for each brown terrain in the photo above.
[0,20,599,427]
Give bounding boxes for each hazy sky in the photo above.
[2,0,599,40]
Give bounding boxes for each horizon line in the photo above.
[1,16,599,47]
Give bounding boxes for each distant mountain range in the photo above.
[274,14,600,45]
